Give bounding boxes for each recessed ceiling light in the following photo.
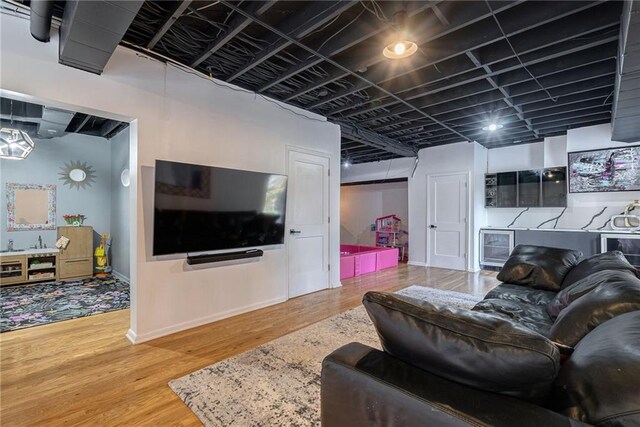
[482,123,503,131]
[383,41,418,59]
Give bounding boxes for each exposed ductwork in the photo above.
[59,0,143,74]
[37,106,75,138]
[29,0,55,42]
[612,0,640,142]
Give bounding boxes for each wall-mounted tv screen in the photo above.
[153,160,288,256]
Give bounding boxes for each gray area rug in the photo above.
[169,286,482,426]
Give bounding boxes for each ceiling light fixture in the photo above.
[0,101,35,160]
[383,11,418,60]
[482,123,504,132]
[383,41,418,59]
[342,159,351,168]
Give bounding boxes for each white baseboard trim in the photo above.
[126,295,288,344]
[126,328,137,344]
[331,281,343,288]
[111,270,130,282]
[407,261,427,267]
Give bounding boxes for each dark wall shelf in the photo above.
[485,167,567,208]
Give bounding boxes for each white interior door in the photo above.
[287,150,330,298]
[427,173,468,271]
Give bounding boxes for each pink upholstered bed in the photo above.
[340,245,399,280]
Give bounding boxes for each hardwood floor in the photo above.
[0,265,498,426]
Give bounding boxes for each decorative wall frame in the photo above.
[6,183,56,231]
[58,160,97,190]
[568,145,640,193]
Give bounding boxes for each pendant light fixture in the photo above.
[383,11,418,60]
[0,101,35,160]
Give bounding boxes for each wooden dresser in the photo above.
[58,226,93,280]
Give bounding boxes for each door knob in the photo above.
[290,229,302,234]
[429,225,437,229]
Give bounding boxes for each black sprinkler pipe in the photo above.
[30,0,55,43]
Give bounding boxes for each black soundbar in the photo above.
[186,249,264,265]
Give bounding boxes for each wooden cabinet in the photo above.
[0,255,27,286]
[1,252,59,286]
[58,226,93,280]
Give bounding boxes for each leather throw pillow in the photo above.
[363,291,560,403]
[497,245,582,291]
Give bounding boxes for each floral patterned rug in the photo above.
[0,275,129,332]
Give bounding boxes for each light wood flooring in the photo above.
[0,264,499,426]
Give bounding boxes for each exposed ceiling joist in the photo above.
[119,1,623,163]
[305,0,612,111]
[358,58,615,126]
[101,120,122,138]
[378,83,614,135]
[225,1,357,82]
[285,1,522,103]
[146,1,193,49]
[339,123,417,157]
[256,1,436,93]
[190,1,277,68]
[74,114,92,133]
[331,9,619,119]
[218,0,474,145]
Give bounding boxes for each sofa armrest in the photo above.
[321,343,588,427]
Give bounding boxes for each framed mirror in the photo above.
[6,183,56,231]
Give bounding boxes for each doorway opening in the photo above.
[339,178,409,281]
[0,90,137,334]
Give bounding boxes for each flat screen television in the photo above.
[153,160,288,256]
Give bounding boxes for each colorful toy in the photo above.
[95,233,112,277]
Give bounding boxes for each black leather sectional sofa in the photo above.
[321,246,640,426]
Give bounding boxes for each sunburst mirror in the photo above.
[59,160,97,190]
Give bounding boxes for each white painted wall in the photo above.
[110,128,130,280]
[408,142,482,270]
[473,143,489,270]
[1,133,111,250]
[346,142,486,271]
[485,124,640,230]
[340,181,408,246]
[487,142,544,172]
[341,157,416,183]
[0,13,340,342]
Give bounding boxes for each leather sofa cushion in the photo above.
[484,283,557,306]
[497,245,583,291]
[549,274,640,348]
[551,312,640,426]
[547,270,637,319]
[473,298,554,337]
[561,251,640,289]
[363,291,560,403]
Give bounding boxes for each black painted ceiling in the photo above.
[0,98,128,140]
[26,0,625,163]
